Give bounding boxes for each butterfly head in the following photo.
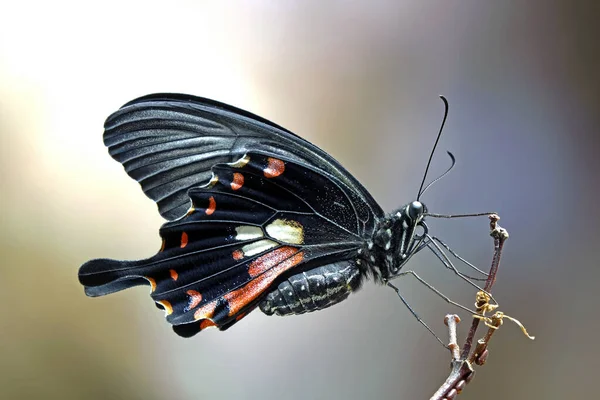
[407,200,426,222]
[371,201,428,279]
[370,96,451,279]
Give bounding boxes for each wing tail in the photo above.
[79,258,149,297]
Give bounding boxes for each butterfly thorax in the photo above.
[359,201,427,282]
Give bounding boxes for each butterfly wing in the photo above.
[80,152,375,337]
[103,93,383,227]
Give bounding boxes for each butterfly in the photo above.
[79,93,482,338]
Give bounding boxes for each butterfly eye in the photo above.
[408,201,424,220]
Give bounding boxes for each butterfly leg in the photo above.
[392,270,480,315]
[429,235,489,278]
[386,281,447,347]
[386,269,488,346]
[408,235,484,282]
[426,242,486,281]
[259,261,363,316]
[425,235,497,305]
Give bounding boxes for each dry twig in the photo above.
[430,214,533,400]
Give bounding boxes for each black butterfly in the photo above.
[79,93,485,338]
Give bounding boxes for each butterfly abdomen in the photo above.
[259,261,363,316]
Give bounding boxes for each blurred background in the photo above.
[1,1,599,399]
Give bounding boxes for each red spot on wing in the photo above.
[231,172,244,190]
[248,246,300,277]
[199,319,217,330]
[169,269,178,281]
[264,157,285,178]
[232,249,244,260]
[193,301,217,321]
[180,232,188,248]
[186,290,203,310]
[225,249,304,316]
[235,312,247,322]
[206,196,216,215]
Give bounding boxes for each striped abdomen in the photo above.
[259,261,363,316]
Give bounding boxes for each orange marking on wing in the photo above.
[145,277,157,292]
[180,232,188,248]
[232,249,244,260]
[159,239,166,252]
[186,290,203,310]
[225,250,304,316]
[231,172,244,190]
[169,269,178,281]
[247,246,299,277]
[264,157,285,178]
[200,319,217,330]
[185,206,195,217]
[235,312,247,322]
[193,301,217,321]
[206,196,216,215]
[157,300,173,315]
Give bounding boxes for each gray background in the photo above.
[1,1,598,399]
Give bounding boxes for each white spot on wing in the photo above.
[241,239,278,256]
[235,226,264,241]
[265,219,304,244]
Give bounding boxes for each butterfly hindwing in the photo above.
[79,152,366,336]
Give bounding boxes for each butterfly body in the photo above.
[79,94,429,337]
[259,261,363,317]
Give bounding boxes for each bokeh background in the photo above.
[1,1,599,399]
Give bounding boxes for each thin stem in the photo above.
[460,214,506,359]
[430,214,508,400]
[444,314,461,361]
[430,360,474,400]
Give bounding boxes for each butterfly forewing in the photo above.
[103,94,383,223]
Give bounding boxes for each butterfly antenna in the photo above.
[417,95,449,201]
[418,151,456,198]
